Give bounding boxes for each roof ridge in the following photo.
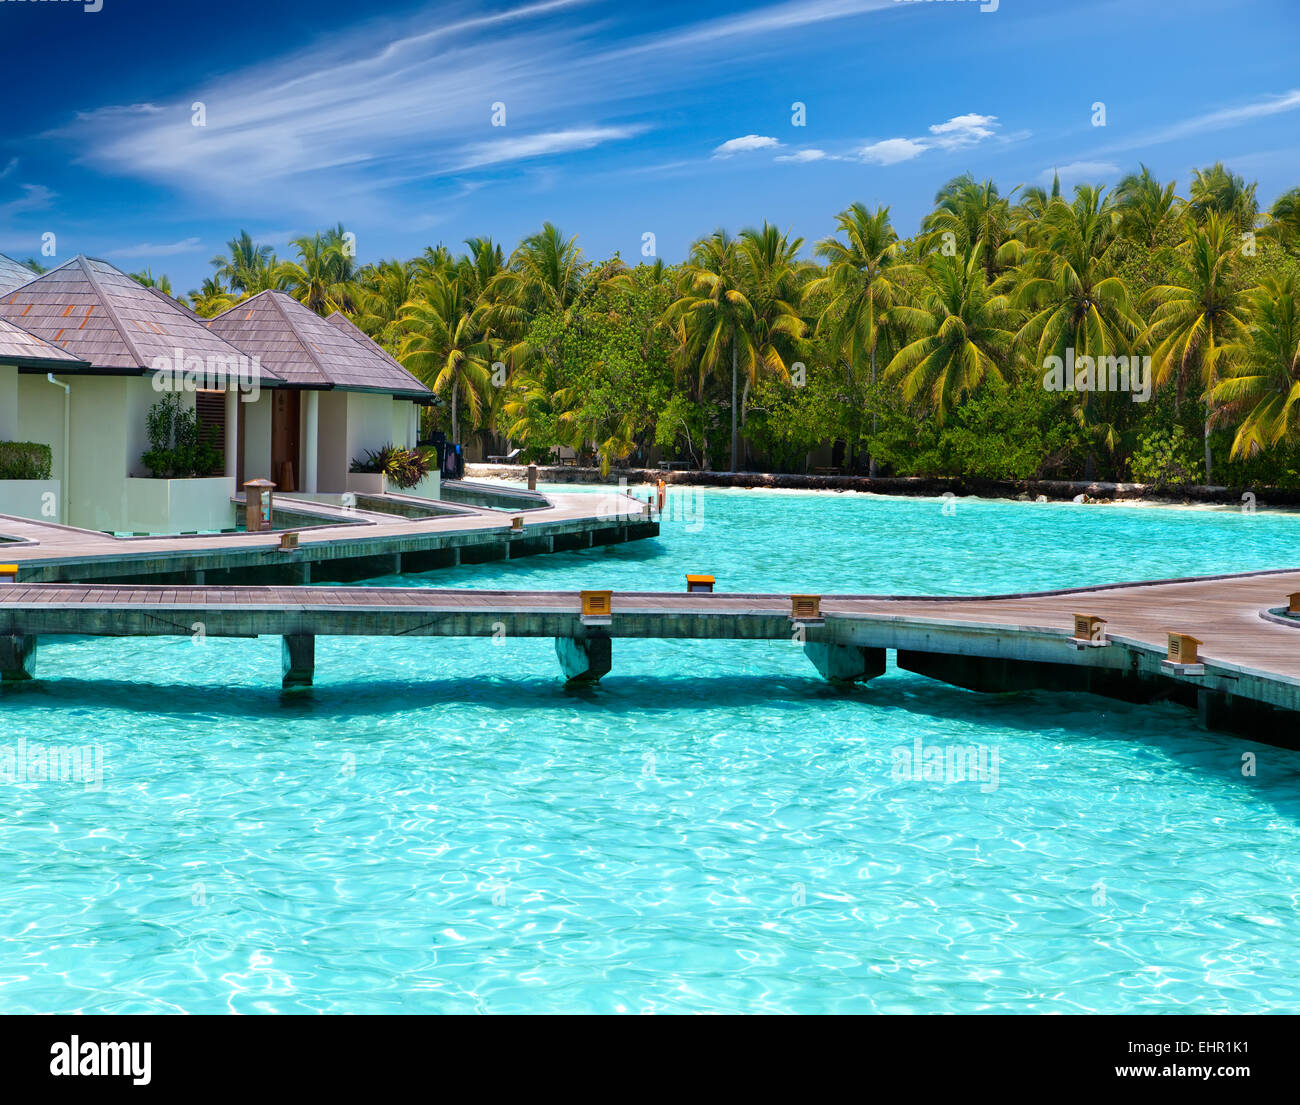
[266,290,332,384]
[75,255,151,369]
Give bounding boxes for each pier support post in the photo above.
[804,642,885,684]
[282,634,315,689]
[0,634,36,681]
[555,635,611,684]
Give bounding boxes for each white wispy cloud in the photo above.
[858,137,928,165]
[112,237,204,259]
[854,113,1004,166]
[928,113,998,148]
[775,148,828,163]
[1041,160,1119,183]
[457,126,645,170]
[0,158,17,180]
[0,184,55,218]
[713,135,782,158]
[47,0,897,219]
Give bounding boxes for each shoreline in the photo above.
[466,463,1295,513]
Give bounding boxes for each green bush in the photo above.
[141,395,223,478]
[1129,425,1201,487]
[0,441,53,481]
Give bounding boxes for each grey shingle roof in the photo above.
[0,256,282,382]
[207,291,430,398]
[0,316,89,368]
[0,253,36,296]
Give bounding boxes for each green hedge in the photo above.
[0,441,53,481]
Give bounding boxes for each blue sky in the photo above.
[1,0,1298,292]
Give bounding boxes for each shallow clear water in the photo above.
[3,487,1299,1014]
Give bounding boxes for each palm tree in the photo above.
[276,232,353,314]
[1211,275,1300,458]
[397,275,492,443]
[189,277,236,318]
[1114,165,1181,246]
[1012,173,1062,251]
[1015,185,1142,370]
[665,230,757,470]
[886,251,1016,422]
[1264,187,1300,252]
[352,260,417,340]
[1141,212,1251,482]
[130,268,173,296]
[1012,184,1143,465]
[736,222,808,463]
[807,203,903,473]
[921,174,1024,282]
[211,231,275,293]
[1188,163,1259,233]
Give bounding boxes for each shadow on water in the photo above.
[6,671,1299,820]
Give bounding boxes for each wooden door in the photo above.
[271,390,301,493]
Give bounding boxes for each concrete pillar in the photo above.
[805,643,886,684]
[303,391,319,494]
[282,634,315,689]
[555,636,611,684]
[224,386,239,478]
[0,634,37,682]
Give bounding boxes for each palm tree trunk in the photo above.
[1204,414,1213,485]
[451,383,459,444]
[868,346,878,478]
[730,342,738,472]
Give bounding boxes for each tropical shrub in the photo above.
[141,395,222,479]
[1129,425,1201,487]
[349,443,431,490]
[0,441,53,481]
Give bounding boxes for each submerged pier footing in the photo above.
[0,634,36,681]
[555,636,611,685]
[805,642,886,684]
[282,634,315,690]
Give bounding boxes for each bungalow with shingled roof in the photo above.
[206,290,436,499]
[0,255,283,533]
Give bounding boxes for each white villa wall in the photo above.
[14,373,65,487]
[243,390,273,483]
[0,365,18,440]
[346,392,395,468]
[317,390,349,492]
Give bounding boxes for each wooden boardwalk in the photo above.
[0,489,657,584]
[2,569,1298,742]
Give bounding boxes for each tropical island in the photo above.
[72,163,1300,494]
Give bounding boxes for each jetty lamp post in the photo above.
[244,479,276,533]
[686,574,715,593]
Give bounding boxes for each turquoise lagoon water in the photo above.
[3,487,1300,1014]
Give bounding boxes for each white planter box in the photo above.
[345,472,387,495]
[123,476,236,534]
[0,479,61,524]
[403,471,441,500]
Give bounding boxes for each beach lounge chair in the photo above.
[488,447,522,463]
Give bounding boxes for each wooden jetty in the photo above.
[0,488,657,585]
[2,569,1299,746]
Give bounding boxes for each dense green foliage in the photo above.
[160,163,1300,486]
[0,441,53,481]
[141,395,222,479]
